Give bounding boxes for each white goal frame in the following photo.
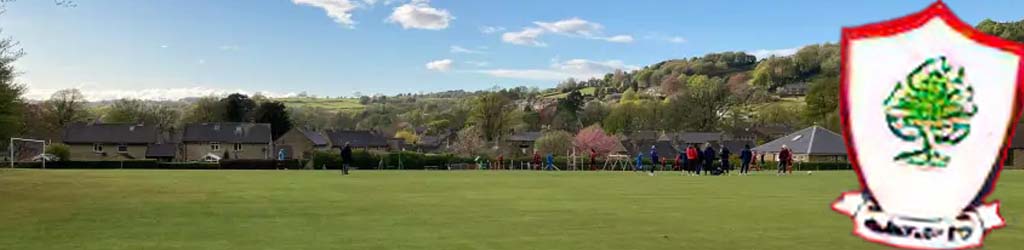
[9,138,47,169]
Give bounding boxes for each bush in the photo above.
[45,144,71,161]
[155,162,221,170]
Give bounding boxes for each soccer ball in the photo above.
[807,171,813,175]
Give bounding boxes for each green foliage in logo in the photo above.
[883,56,977,168]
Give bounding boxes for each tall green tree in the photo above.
[44,88,89,129]
[183,96,226,124]
[220,93,255,122]
[252,101,292,139]
[534,130,573,155]
[681,75,731,131]
[468,92,515,142]
[0,33,25,141]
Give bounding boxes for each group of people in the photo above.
[334,141,794,176]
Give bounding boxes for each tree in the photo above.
[394,130,420,144]
[220,93,255,122]
[579,101,610,128]
[468,92,515,142]
[45,143,70,161]
[183,96,225,124]
[105,99,149,123]
[252,101,292,139]
[680,75,731,130]
[751,56,797,91]
[977,18,1024,43]
[574,124,619,155]
[44,89,89,129]
[603,101,643,134]
[804,75,840,126]
[534,130,573,155]
[884,57,976,167]
[0,32,25,142]
[452,126,485,156]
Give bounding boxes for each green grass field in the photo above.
[1,170,1022,249]
[275,97,365,111]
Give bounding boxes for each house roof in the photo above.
[182,123,272,144]
[62,123,157,144]
[298,129,330,146]
[508,131,543,142]
[418,132,452,147]
[752,126,847,155]
[720,140,755,154]
[652,141,679,158]
[677,132,723,145]
[628,130,660,142]
[326,130,389,148]
[145,143,178,158]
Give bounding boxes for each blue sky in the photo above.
[2,0,1022,100]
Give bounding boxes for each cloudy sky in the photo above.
[2,0,1022,100]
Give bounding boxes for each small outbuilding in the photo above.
[752,126,847,162]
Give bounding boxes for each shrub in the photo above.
[45,144,71,161]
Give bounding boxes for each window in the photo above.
[93,144,103,152]
[211,142,221,151]
[117,145,128,153]
[234,143,243,151]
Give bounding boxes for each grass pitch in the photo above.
[1,170,1022,250]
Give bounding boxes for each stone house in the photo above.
[182,123,273,161]
[274,128,330,160]
[61,123,157,161]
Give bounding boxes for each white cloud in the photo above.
[502,27,547,47]
[219,45,241,51]
[604,35,634,43]
[668,36,687,43]
[748,47,800,59]
[480,26,505,34]
[159,44,169,49]
[450,45,485,54]
[387,0,453,30]
[534,18,603,37]
[197,59,207,65]
[25,87,297,102]
[425,59,453,72]
[293,0,375,28]
[502,18,632,46]
[479,59,637,81]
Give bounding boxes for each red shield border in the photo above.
[836,2,1024,249]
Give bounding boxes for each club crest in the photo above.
[833,2,1024,249]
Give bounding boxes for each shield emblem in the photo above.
[834,2,1023,249]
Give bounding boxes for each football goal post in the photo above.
[8,138,48,169]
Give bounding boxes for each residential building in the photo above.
[182,123,273,161]
[61,123,157,161]
[752,126,847,162]
[275,128,330,160]
[325,130,390,151]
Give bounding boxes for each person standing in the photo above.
[703,144,716,176]
[740,145,753,175]
[546,153,556,171]
[340,143,353,175]
[686,145,699,175]
[496,154,504,170]
[277,148,287,170]
[778,145,792,176]
[648,146,659,176]
[532,151,542,170]
[590,148,597,171]
[720,146,732,175]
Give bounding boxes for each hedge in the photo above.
[11,160,304,170]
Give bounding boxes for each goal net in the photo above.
[7,138,47,168]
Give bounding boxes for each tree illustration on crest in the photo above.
[884,56,976,168]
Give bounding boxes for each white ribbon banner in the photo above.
[832,192,1003,249]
